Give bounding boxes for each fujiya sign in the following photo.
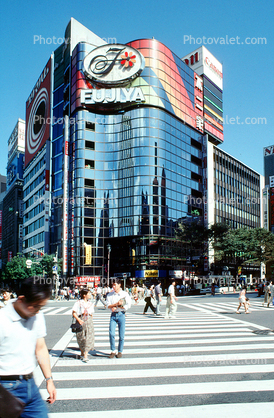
[81,87,145,105]
[83,44,145,86]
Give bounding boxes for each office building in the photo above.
[23,18,261,283]
[2,119,24,267]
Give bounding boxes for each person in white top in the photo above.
[72,288,95,362]
[267,281,274,307]
[94,285,107,308]
[165,279,178,319]
[0,276,56,417]
[106,279,131,358]
[236,286,249,314]
[154,281,162,315]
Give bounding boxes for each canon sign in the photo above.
[82,44,145,86]
[204,57,223,80]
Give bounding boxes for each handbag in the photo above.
[70,318,83,333]
[0,384,25,418]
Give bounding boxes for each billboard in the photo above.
[71,39,204,132]
[25,58,51,167]
[182,46,223,90]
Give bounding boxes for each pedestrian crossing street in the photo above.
[35,306,274,417]
[42,298,274,316]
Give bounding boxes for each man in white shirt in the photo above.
[154,281,162,315]
[106,279,131,358]
[165,279,178,319]
[0,277,56,417]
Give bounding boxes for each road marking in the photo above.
[44,307,70,315]
[55,351,273,367]
[49,363,274,380]
[64,342,274,356]
[48,403,274,418]
[33,328,72,386]
[42,379,274,400]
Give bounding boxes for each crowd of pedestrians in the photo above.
[2,274,274,418]
[3,275,274,417]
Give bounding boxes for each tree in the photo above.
[210,225,274,277]
[176,217,210,272]
[2,253,62,285]
[2,254,30,282]
[40,254,56,278]
[245,228,274,266]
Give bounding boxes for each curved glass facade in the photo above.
[41,29,214,279]
[70,108,203,276]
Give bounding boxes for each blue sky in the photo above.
[0,0,273,176]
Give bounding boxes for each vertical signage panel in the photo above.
[63,116,69,275]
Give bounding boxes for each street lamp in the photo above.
[107,244,111,287]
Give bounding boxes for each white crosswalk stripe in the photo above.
[42,298,274,315]
[35,308,274,417]
[180,300,273,313]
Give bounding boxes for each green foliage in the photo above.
[210,224,274,272]
[3,252,61,282]
[175,220,274,276]
[176,217,210,247]
[176,217,210,264]
[3,254,30,281]
[40,254,55,278]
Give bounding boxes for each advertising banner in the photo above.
[75,276,101,284]
[72,40,205,132]
[25,58,51,167]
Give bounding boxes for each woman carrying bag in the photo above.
[72,288,95,362]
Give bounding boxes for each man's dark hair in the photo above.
[115,279,122,286]
[80,288,90,299]
[19,277,51,303]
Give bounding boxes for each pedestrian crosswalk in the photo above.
[35,307,274,417]
[186,299,274,313]
[42,298,274,315]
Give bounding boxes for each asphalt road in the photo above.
[36,292,274,417]
[43,292,274,350]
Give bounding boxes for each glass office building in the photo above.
[23,18,226,282]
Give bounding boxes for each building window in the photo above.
[85,140,95,150]
[85,179,94,188]
[85,160,94,169]
[86,122,95,131]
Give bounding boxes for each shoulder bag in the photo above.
[0,384,25,418]
[70,317,83,333]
